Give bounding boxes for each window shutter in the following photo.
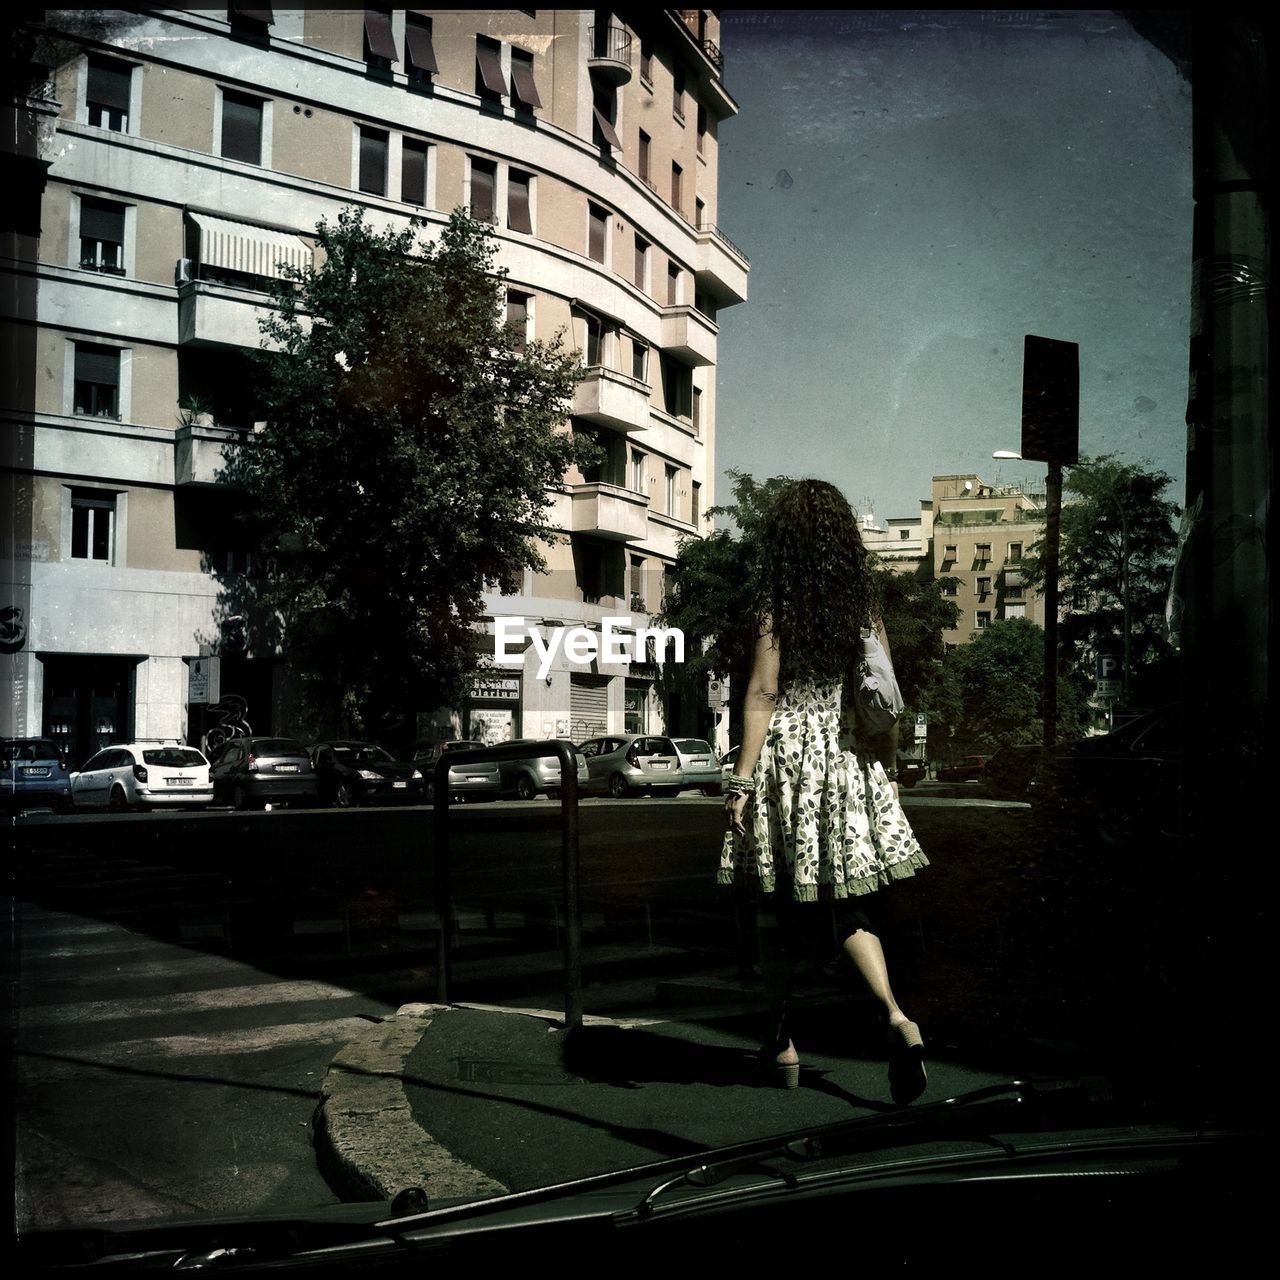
[359,128,387,195]
[80,199,124,243]
[363,8,398,61]
[470,161,496,222]
[510,52,541,108]
[476,40,506,95]
[401,141,427,206]
[508,172,532,233]
[75,346,120,386]
[405,18,438,74]
[221,92,262,164]
[87,58,131,111]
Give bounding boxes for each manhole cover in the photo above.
[456,1059,584,1085]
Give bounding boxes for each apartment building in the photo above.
[1,7,748,763]
[861,475,1046,646]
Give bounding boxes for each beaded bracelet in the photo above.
[724,774,757,796]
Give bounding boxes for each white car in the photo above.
[70,741,214,812]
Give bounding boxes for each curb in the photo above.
[313,1002,509,1203]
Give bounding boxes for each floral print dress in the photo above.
[718,680,928,901]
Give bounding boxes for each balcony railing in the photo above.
[588,25,633,85]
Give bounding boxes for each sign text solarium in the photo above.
[494,617,686,681]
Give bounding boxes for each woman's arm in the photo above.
[725,618,780,833]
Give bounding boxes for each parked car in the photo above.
[984,744,1044,798]
[1031,704,1180,844]
[719,744,741,777]
[577,734,683,797]
[208,736,318,810]
[2,737,72,812]
[69,741,213,812]
[489,738,588,800]
[936,753,988,782]
[895,757,929,788]
[670,738,722,794]
[412,740,502,802]
[309,740,424,807]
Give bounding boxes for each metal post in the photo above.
[558,741,583,1032]
[1043,461,1062,749]
[432,761,452,1005]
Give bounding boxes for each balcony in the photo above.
[569,482,649,542]
[694,224,749,305]
[659,305,718,366]
[572,367,650,432]
[178,278,285,350]
[175,422,248,487]
[588,24,632,85]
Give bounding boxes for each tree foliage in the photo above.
[220,208,594,740]
[1021,454,1180,703]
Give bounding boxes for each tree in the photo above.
[1022,454,1180,705]
[220,207,595,741]
[941,618,1090,754]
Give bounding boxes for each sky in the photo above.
[713,9,1193,523]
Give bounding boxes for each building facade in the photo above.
[2,7,748,764]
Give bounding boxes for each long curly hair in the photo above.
[754,478,877,684]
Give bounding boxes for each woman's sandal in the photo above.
[754,1042,801,1089]
[888,1019,927,1105]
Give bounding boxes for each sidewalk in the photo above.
[312,971,1064,1205]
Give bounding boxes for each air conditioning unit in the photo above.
[175,257,193,284]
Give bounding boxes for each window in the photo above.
[582,310,605,366]
[228,3,274,34]
[1004,582,1025,600]
[588,203,608,264]
[665,465,678,517]
[405,14,438,82]
[79,199,125,274]
[943,543,958,559]
[695,197,706,230]
[506,292,529,353]
[941,581,959,596]
[673,65,685,121]
[476,35,506,99]
[639,37,653,85]
[697,101,707,153]
[692,386,702,435]
[899,529,911,540]
[508,169,533,233]
[631,338,648,382]
[975,542,992,562]
[221,91,264,165]
[692,481,701,525]
[592,88,621,150]
[71,490,115,562]
[510,47,541,110]
[976,576,991,595]
[358,126,388,196]
[638,130,651,183]
[630,555,645,606]
[87,56,131,131]
[976,611,991,629]
[469,158,497,223]
[401,139,429,206]
[1008,541,1023,562]
[661,354,692,418]
[667,263,681,306]
[1003,602,1027,619]
[671,162,683,213]
[630,448,645,494]
[634,236,648,289]
[363,7,397,68]
[73,344,120,418]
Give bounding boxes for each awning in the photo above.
[476,43,507,95]
[510,56,542,108]
[405,20,438,74]
[593,106,622,150]
[189,212,311,280]
[364,8,398,61]
[1003,569,1024,588]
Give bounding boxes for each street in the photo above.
[10,789,1142,1230]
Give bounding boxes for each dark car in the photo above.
[309,741,424,807]
[1031,704,1180,844]
[412,740,503,802]
[2,737,73,813]
[209,735,319,810]
[983,744,1044,798]
[936,753,987,782]
[895,756,929,788]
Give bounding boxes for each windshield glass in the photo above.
[6,6,1265,1260]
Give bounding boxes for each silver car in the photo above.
[412,741,501,802]
[71,741,213,812]
[576,734,684,798]
[497,739,589,800]
[671,738,722,794]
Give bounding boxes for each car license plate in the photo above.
[392,781,407,789]
[275,764,299,773]
[166,777,195,786]
[691,758,708,765]
[651,761,668,769]
[22,766,50,777]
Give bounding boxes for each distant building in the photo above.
[1,8,747,762]
[865,474,1047,646]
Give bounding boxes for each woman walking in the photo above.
[719,478,930,1103]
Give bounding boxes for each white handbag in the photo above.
[853,628,904,732]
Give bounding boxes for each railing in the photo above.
[701,39,723,70]
[698,222,750,264]
[432,740,583,1029]
[588,24,632,63]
